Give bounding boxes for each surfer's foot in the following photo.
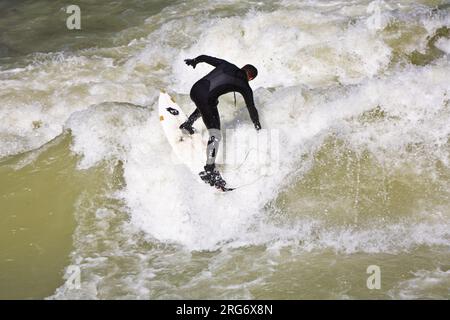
[199,165,226,189]
[179,122,195,135]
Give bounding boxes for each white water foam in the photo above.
[53,1,450,252]
[0,0,448,261]
[61,58,450,252]
[39,0,450,299]
[388,269,450,299]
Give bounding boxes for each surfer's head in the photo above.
[242,64,258,81]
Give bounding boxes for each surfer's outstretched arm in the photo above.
[195,55,227,67]
[184,55,227,68]
[240,86,261,130]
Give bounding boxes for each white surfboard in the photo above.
[158,92,205,174]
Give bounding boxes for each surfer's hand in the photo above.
[254,121,261,131]
[184,58,197,69]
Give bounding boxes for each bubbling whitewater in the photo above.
[0,0,449,299]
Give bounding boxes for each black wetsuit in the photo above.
[186,55,259,130]
[183,55,260,180]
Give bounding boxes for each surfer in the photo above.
[180,55,261,189]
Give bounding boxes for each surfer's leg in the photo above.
[187,108,201,124]
[197,104,227,188]
[188,82,226,188]
[205,128,221,170]
[180,81,209,134]
[200,130,225,188]
[204,106,221,170]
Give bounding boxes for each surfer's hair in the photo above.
[242,64,258,79]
